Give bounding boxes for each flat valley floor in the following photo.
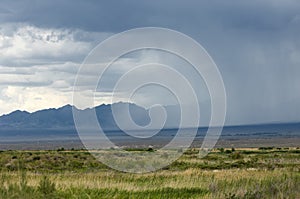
[0,147,299,198]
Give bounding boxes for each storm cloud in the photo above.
[0,0,300,125]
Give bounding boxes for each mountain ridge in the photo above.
[0,102,181,130]
[1,103,300,130]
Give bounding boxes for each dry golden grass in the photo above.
[0,148,299,198]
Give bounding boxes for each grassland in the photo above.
[0,147,299,198]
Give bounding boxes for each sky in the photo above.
[0,0,300,125]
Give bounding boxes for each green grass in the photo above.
[0,148,299,198]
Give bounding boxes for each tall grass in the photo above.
[0,148,299,198]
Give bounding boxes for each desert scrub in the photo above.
[0,148,298,198]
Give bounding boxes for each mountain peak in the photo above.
[2,110,30,117]
[59,104,73,109]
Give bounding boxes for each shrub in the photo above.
[231,152,243,159]
[147,147,154,152]
[225,150,232,154]
[57,147,65,152]
[259,147,274,150]
[32,156,41,161]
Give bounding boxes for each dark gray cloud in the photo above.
[0,0,300,125]
[1,0,300,32]
[0,0,151,31]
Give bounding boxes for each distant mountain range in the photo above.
[0,103,180,130]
